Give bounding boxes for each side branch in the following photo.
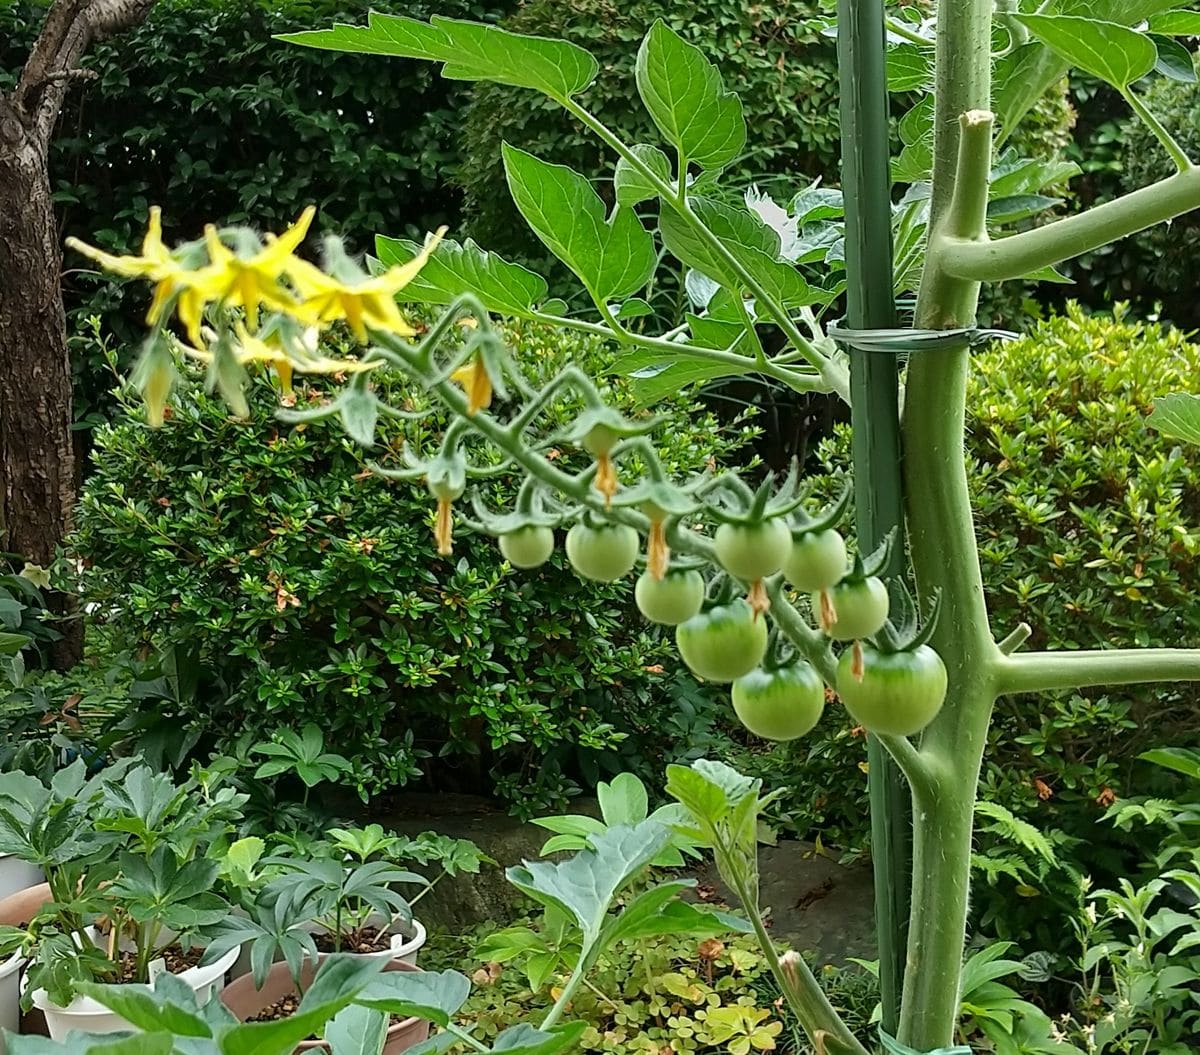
[996,648,1200,696]
[938,166,1200,283]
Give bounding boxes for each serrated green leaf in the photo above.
[1015,15,1157,88]
[376,235,548,317]
[986,194,1061,224]
[635,21,745,169]
[502,146,656,302]
[887,44,933,91]
[326,1004,389,1055]
[1148,393,1200,446]
[279,14,597,101]
[660,197,810,306]
[353,968,471,1026]
[614,144,673,207]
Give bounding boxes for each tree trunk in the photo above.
[0,114,81,667]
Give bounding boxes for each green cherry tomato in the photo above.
[566,522,638,582]
[732,662,826,742]
[782,528,847,592]
[635,569,705,626]
[836,643,948,737]
[813,575,889,641]
[675,599,769,683]
[499,526,556,569]
[714,519,793,581]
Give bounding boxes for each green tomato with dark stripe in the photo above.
[675,599,768,683]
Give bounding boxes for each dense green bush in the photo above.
[741,306,1200,926]
[0,0,511,423]
[70,320,749,814]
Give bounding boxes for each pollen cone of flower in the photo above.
[451,356,493,415]
[202,206,317,331]
[290,227,445,343]
[817,588,837,632]
[594,452,618,509]
[646,518,670,581]
[849,640,865,681]
[434,496,455,557]
[746,579,771,620]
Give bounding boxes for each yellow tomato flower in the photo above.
[451,356,494,415]
[200,206,317,330]
[66,207,217,344]
[175,322,376,395]
[290,228,446,343]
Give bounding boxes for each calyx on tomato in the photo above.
[636,568,705,625]
[732,661,825,741]
[675,599,769,683]
[469,479,563,571]
[565,407,659,508]
[566,520,639,582]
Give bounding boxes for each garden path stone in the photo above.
[368,794,876,965]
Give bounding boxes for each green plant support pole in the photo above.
[836,0,909,1034]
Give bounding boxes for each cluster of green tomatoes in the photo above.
[486,487,948,745]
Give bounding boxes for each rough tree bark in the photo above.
[0,0,157,666]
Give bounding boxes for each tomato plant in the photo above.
[714,519,792,582]
[837,644,948,737]
[499,526,556,569]
[565,522,638,582]
[816,575,889,642]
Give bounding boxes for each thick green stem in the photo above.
[996,648,1200,696]
[940,166,1200,283]
[899,347,1000,1049]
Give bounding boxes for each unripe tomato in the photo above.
[499,526,555,569]
[675,600,769,683]
[635,569,705,626]
[566,522,638,582]
[714,519,792,581]
[783,528,847,592]
[814,576,889,641]
[732,663,825,741]
[836,643,947,736]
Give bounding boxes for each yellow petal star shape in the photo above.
[174,323,377,394]
[66,207,218,343]
[200,206,318,331]
[289,228,446,343]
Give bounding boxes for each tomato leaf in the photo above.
[375,235,549,317]
[635,21,746,170]
[614,144,673,207]
[1151,34,1198,82]
[1015,15,1157,88]
[502,146,656,303]
[1149,393,1200,446]
[278,15,598,101]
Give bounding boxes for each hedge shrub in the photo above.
[71,320,750,814]
[0,0,512,422]
[739,306,1200,933]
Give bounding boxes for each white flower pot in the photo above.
[229,915,426,980]
[0,952,24,1055]
[0,856,42,902]
[29,944,240,1040]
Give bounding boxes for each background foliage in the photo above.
[70,320,748,813]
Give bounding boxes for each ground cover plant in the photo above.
[42,2,1200,1054]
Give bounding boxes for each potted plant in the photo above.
[0,761,248,1038]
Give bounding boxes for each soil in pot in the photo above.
[113,944,204,982]
[312,927,392,955]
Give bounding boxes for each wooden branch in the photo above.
[9,0,157,146]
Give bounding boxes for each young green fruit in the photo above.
[635,569,705,626]
[782,528,847,592]
[499,526,555,569]
[731,663,825,741]
[675,600,769,683]
[815,576,889,641]
[565,522,638,582]
[836,643,947,736]
[714,519,792,581]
